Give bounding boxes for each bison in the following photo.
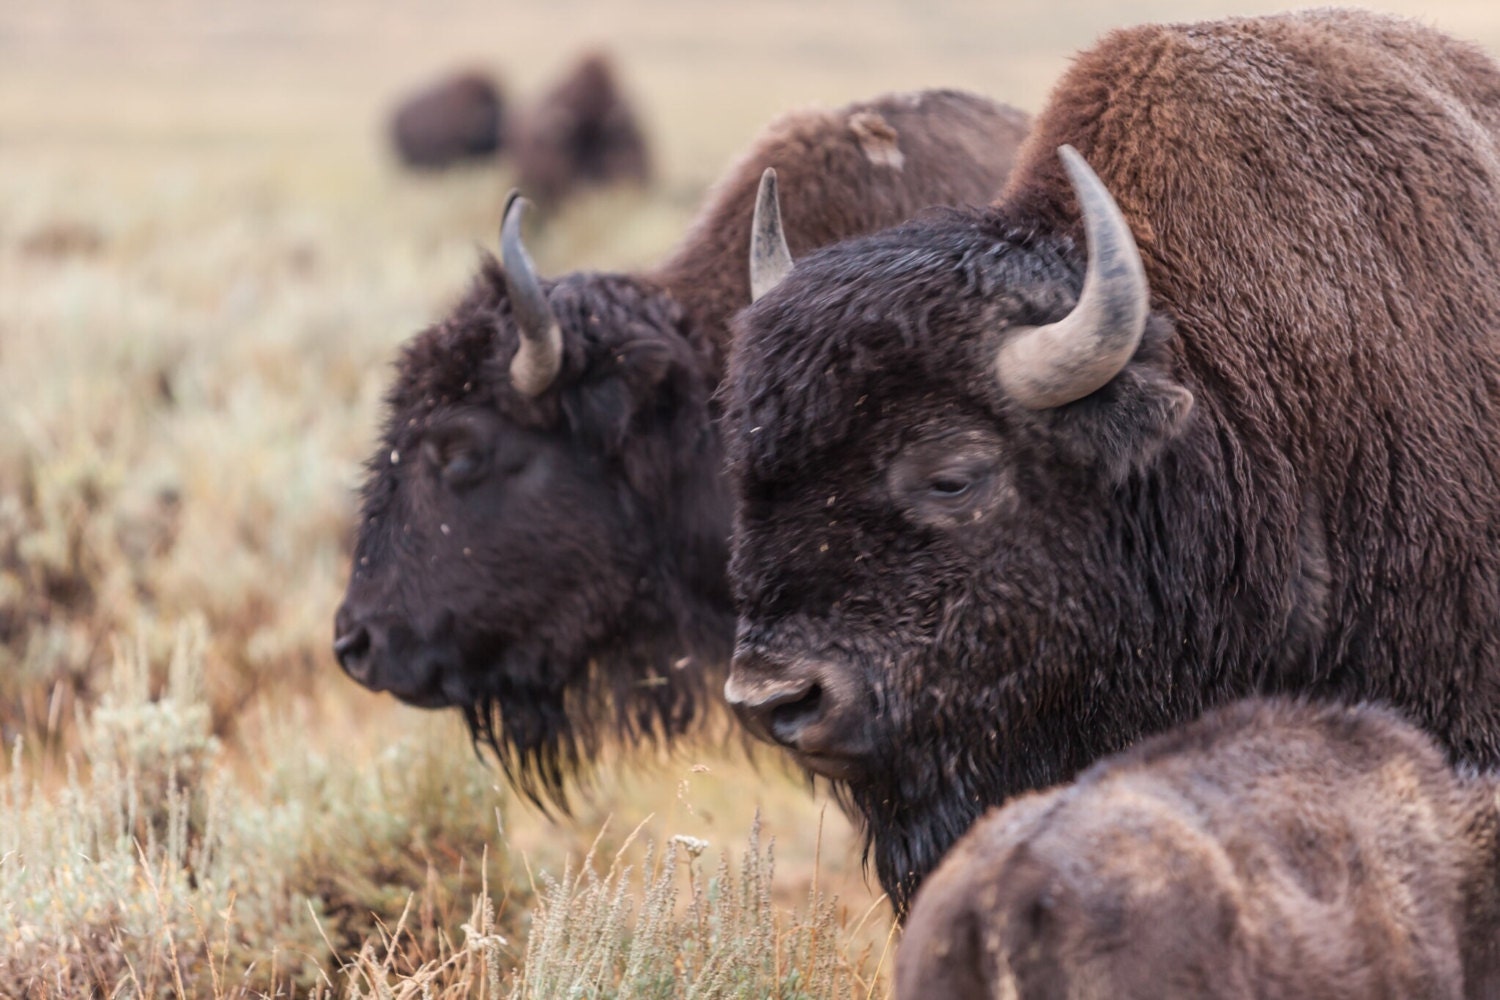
[389,70,507,170]
[512,52,652,207]
[334,90,1031,806]
[725,9,1500,910]
[897,698,1500,1000]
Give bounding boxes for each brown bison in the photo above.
[334,90,1030,806]
[389,70,507,169]
[897,698,1500,1000]
[512,52,651,207]
[725,9,1500,910]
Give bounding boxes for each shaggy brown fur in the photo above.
[335,90,1029,807]
[512,52,651,206]
[388,70,506,169]
[655,90,1030,364]
[898,699,1500,1000]
[724,9,1500,909]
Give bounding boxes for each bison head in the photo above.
[724,148,1225,909]
[336,195,731,807]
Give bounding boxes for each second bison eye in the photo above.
[441,449,484,488]
[422,435,489,490]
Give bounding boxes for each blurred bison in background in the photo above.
[512,52,651,206]
[726,9,1500,910]
[389,70,507,169]
[898,699,1500,1000]
[335,89,1031,806]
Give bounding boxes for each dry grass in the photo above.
[4,0,1500,996]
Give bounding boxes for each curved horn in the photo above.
[500,191,562,397]
[996,145,1150,409]
[749,168,793,302]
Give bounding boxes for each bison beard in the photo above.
[725,9,1500,912]
[459,641,708,810]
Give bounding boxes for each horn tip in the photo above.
[1056,144,1091,183]
[502,188,524,221]
[505,192,532,221]
[756,167,779,202]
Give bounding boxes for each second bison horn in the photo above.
[995,145,1150,409]
[500,192,563,397]
[750,168,794,302]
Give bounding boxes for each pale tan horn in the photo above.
[500,191,562,397]
[749,168,794,302]
[996,145,1150,409]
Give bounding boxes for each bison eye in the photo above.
[421,437,488,490]
[888,430,1011,530]
[442,450,484,488]
[927,476,972,499]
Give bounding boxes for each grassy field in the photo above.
[5,0,1500,996]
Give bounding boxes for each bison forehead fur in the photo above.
[338,89,1031,809]
[898,698,1500,1000]
[725,9,1500,910]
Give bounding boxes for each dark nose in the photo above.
[334,601,387,687]
[332,603,455,707]
[725,648,845,750]
[333,621,374,684]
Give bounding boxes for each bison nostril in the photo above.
[334,625,373,679]
[769,684,824,746]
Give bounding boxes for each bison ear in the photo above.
[560,338,689,453]
[1026,318,1194,483]
[613,337,679,393]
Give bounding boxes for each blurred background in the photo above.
[4,0,1500,995]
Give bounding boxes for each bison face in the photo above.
[725,149,1207,908]
[337,233,730,807]
[336,402,639,709]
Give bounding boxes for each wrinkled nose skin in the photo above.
[724,651,874,781]
[332,602,451,708]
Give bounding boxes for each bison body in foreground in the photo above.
[898,699,1500,1000]
[725,9,1500,908]
[335,90,1030,804]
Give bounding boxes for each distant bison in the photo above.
[725,9,1500,909]
[389,70,507,169]
[335,90,1031,806]
[513,52,651,206]
[898,699,1500,1000]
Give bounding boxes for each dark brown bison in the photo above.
[335,90,1031,806]
[389,70,507,169]
[725,9,1500,910]
[512,52,651,207]
[898,699,1500,1000]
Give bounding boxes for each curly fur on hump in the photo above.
[339,90,1031,810]
[725,9,1500,910]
